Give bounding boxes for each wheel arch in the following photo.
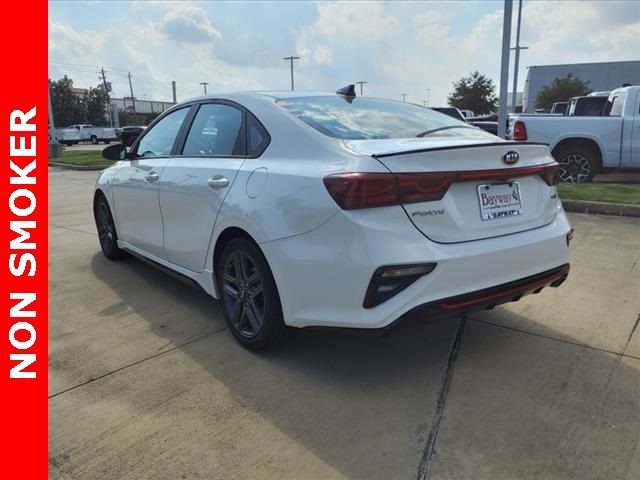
[212,226,262,290]
[550,137,604,172]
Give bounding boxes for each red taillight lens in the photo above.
[323,173,400,210]
[513,121,527,141]
[324,162,559,210]
[540,163,559,186]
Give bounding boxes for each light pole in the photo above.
[355,81,368,95]
[200,82,209,95]
[497,0,513,138]
[401,93,408,102]
[510,0,528,113]
[283,56,300,91]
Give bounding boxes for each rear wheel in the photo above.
[94,194,127,260]
[554,144,598,183]
[90,135,98,145]
[217,238,288,351]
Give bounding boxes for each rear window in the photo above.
[277,96,490,140]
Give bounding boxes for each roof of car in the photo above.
[183,90,351,103]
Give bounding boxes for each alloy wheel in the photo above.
[222,251,265,338]
[558,154,591,183]
[96,200,115,252]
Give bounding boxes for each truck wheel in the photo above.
[554,145,598,183]
[90,135,98,145]
[104,140,111,144]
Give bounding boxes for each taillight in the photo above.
[513,121,527,141]
[322,173,400,210]
[324,162,559,210]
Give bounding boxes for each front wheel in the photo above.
[555,145,598,183]
[217,238,288,351]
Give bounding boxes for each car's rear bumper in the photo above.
[404,263,569,321]
[261,203,572,329]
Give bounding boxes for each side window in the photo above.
[604,94,625,117]
[136,107,189,157]
[247,113,270,156]
[183,104,243,156]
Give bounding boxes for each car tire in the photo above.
[217,238,288,351]
[90,135,98,145]
[554,144,598,183]
[94,194,127,260]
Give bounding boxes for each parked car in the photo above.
[431,107,466,122]
[506,86,640,183]
[460,109,476,119]
[68,124,118,144]
[95,87,572,350]
[550,102,569,114]
[118,126,146,146]
[432,108,498,135]
[565,96,607,116]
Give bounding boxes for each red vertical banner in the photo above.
[1,1,48,478]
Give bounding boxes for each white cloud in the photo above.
[158,5,222,44]
[313,44,333,65]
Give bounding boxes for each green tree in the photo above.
[86,87,110,126]
[49,76,87,126]
[536,74,592,110]
[447,71,498,115]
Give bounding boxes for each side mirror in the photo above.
[102,143,128,161]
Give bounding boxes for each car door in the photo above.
[112,106,191,258]
[159,102,265,272]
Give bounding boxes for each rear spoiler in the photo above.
[373,141,549,159]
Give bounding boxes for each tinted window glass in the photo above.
[247,114,269,156]
[136,107,188,157]
[277,96,488,140]
[183,104,243,156]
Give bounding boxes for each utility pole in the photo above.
[426,89,431,107]
[355,81,368,95]
[401,93,408,102]
[283,56,300,91]
[510,0,528,113]
[497,0,513,138]
[172,81,177,103]
[99,67,113,127]
[200,82,209,95]
[127,72,137,122]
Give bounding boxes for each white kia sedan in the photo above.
[95,86,571,350]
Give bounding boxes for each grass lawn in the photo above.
[558,183,640,205]
[49,150,114,167]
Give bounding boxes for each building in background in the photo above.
[507,92,523,112]
[110,97,176,115]
[522,60,640,113]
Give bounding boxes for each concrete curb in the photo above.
[561,199,640,218]
[49,162,110,171]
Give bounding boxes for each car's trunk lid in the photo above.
[345,138,558,244]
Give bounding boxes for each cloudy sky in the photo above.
[48,0,639,106]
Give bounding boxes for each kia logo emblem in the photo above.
[502,150,519,165]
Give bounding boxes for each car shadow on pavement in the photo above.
[88,252,640,480]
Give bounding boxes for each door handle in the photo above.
[144,172,160,183]
[207,175,230,189]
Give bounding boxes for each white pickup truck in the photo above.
[67,124,118,145]
[507,86,640,183]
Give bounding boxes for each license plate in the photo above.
[477,182,523,220]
